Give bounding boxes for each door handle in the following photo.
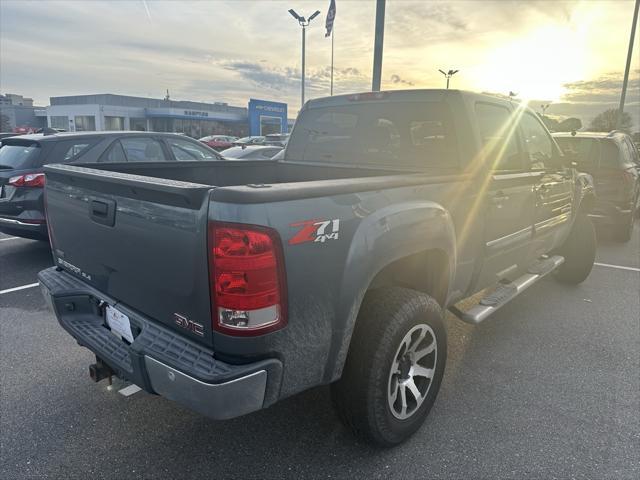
[89,198,116,227]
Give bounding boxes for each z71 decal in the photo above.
[289,219,340,245]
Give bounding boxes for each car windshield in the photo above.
[0,141,41,170]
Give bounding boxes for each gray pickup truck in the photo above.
[39,90,596,446]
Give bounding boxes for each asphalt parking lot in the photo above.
[1,224,638,480]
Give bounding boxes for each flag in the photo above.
[325,0,336,37]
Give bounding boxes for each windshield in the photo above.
[0,142,41,170]
[286,101,459,169]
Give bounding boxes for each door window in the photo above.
[100,141,127,163]
[120,137,167,162]
[474,103,522,171]
[520,113,554,170]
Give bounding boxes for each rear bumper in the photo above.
[0,216,47,239]
[38,267,282,420]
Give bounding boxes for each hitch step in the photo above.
[449,255,564,324]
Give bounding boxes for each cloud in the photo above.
[561,70,640,104]
[389,74,414,87]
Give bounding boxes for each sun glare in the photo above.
[476,9,597,101]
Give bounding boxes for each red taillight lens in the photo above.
[208,222,287,336]
[8,173,45,188]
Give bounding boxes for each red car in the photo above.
[198,135,238,151]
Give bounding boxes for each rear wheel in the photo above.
[331,287,446,446]
[556,214,596,284]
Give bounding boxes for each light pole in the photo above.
[540,104,550,116]
[289,8,321,108]
[617,0,639,129]
[372,0,386,91]
[438,69,459,89]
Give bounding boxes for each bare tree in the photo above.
[588,109,632,133]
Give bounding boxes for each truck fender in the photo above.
[324,200,456,382]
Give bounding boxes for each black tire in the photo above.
[555,214,596,284]
[331,287,447,446]
[614,212,634,242]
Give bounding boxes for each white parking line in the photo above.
[594,262,640,273]
[0,282,40,295]
[0,237,20,242]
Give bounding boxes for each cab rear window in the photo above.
[0,141,41,170]
[286,101,459,169]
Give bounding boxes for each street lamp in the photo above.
[540,104,550,116]
[438,69,459,89]
[289,8,321,108]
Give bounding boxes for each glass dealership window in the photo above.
[130,118,146,131]
[50,116,69,130]
[104,116,125,131]
[74,115,96,131]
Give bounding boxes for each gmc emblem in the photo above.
[174,313,204,337]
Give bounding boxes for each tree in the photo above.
[556,117,582,132]
[588,108,632,133]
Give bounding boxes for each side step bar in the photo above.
[449,255,564,324]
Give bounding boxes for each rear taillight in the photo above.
[8,173,45,188]
[208,222,287,336]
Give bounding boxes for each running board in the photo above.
[449,255,564,324]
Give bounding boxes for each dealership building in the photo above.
[45,94,289,138]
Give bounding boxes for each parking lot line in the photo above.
[594,262,640,273]
[0,237,20,242]
[0,282,40,295]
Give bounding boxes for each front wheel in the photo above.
[331,287,447,446]
[555,214,596,284]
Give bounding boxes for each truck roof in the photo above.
[304,89,517,109]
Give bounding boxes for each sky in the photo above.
[0,0,638,128]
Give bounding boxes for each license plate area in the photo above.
[105,305,134,343]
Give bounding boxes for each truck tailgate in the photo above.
[44,164,215,345]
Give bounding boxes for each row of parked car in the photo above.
[0,131,280,239]
[199,133,289,150]
[0,126,637,243]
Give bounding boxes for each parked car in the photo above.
[233,135,265,147]
[0,131,221,240]
[198,135,237,151]
[222,145,283,160]
[554,131,640,241]
[40,90,595,447]
[264,133,290,147]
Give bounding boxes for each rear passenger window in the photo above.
[120,138,167,162]
[49,139,99,163]
[475,103,522,171]
[520,113,554,170]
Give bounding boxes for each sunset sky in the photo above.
[1,0,638,128]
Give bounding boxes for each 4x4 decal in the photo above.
[289,219,340,245]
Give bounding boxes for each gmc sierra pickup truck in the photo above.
[39,90,596,446]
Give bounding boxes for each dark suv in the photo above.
[0,131,222,240]
[554,131,640,242]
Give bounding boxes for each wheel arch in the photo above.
[324,201,456,383]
